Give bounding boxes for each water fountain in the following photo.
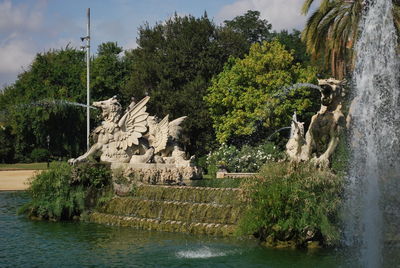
[346,0,400,267]
[19,99,96,109]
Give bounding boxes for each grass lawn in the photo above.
[0,162,49,170]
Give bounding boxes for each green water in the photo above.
[1,191,357,268]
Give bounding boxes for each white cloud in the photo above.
[0,0,48,85]
[217,0,307,31]
[0,35,36,73]
[123,38,138,50]
[0,0,45,33]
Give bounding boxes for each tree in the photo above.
[272,29,310,65]
[0,48,87,161]
[204,41,318,145]
[0,125,15,163]
[91,42,128,101]
[224,10,272,44]
[123,14,250,155]
[302,0,400,78]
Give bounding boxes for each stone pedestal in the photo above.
[111,163,202,194]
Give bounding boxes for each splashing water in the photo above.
[175,246,229,259]
[19,99,96,109]
[274,83,322,99]
[347,0,400,267]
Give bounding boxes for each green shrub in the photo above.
[331,131,350,177]
[206,142,284,177]
[30,148,50,162]
[238,161,344,247]
[19,161,113,220]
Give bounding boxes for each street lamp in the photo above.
[81,8,91,151]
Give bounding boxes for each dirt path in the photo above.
[0,170,41,191]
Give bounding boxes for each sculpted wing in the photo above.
[116,96,150,150]
[148,115,169,153]
[168,116,187,140]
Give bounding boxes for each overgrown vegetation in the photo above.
[238,161,344,248]
[19,162,113,221]
[206,142,284,177]
[204,40,318,144]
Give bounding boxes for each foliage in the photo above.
[0,48,87,162]
[301,0,400,78]
[122,13,250,156]
[238,161,344,247]
[0,10,320,163]
[205,41,318,144]
[19,162,113,220]
[224,10,272,44]
[272,30,310,65]
[91,42,128,102]
[0,126,15,163]
[206,142,284,177]
[30,148,50,162]
[0,42,133,163]
[331,131,350,177]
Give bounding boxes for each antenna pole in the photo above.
[86,8,90,151]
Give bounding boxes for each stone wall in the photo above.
[86,184,247,236]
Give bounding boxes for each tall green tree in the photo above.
[0,48,87,161]
[224,10,272,44]
[123,14,250,155]
[272,29,310,65]
[91,42,128,101]
[205,41,318,145]
[302,0,400,78]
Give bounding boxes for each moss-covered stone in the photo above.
[88,212,237,236]
[87,184,247,236]
[133,185,248,206]
[98,197,243,224]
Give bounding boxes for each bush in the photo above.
[238,161,344,248]
[19,161,113,220]
[206,142,284,177]
[0,126,15,163]
[30,148,50,162]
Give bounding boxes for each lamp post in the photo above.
[81,8,91,151]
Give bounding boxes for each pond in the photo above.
[1,191,360,268]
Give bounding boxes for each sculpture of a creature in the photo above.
[145,115,193,166]
[286,78,346,168]
[285,112,306,163]
[68,96,193,167]
[68,96,151,165]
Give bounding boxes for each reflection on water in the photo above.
[0,191,360,267]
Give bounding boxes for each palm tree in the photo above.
[302,0,400,79]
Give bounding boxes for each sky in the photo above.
[0,0,315,87]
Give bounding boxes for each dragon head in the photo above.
[93,96,122,123]
[317,78,345,108]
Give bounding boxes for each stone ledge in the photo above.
[99,197,243,224]
[87,212,237,236]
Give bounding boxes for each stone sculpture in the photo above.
[286,78,346,168]
[285,112,306,163]
[69,96,200,183]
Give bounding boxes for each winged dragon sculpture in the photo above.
[68,96,191,166]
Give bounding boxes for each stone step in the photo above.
[99,197,243,225]
[134,184,247,205]
[87,212,237,236]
